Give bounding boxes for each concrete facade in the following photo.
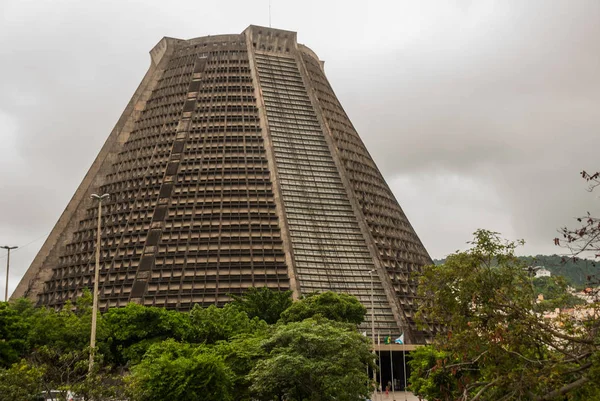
[13,25,435,343]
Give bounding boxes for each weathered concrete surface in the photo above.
[372,391,421,401]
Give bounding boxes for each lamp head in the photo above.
[91,193,110,201]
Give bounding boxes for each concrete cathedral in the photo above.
[13,25,434,343]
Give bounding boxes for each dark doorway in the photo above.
[369,350,412,391]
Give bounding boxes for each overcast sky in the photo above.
[1,0,599,297]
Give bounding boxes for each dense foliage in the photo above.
[0,288,374,401]
[128,340,234,401]
[532,276,585,307]
[249,318,373,401]
[412,230,600,401]
[523,255,599,287]
[100,302,191,366]
[231,286,293,324]
[0,302,30,368]
[280,291,366,324]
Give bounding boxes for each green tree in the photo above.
[28,346,89,399]
[522,255,599,287]
[71,366,128,401]
[24,299,93,395]
[186,304,267,344]
[408,346,460,401]
[413,230,600,401]
[0,360,44,401]
[1,294,123,397]
[27,304,91,353]
[99,303,191,366]
[129,339,234,401]
[231,287,293,324]
[0,302,31,368]
[1,296,92,369]
[533,276,585,308]
[214,334,268,401]
[279,291,366,325]
[249,318,374,401]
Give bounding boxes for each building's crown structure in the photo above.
[13,26,433,343]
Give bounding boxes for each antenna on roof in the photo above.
[269,0,272,27]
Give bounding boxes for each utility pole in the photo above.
[1,246,18,301]
[89,193,109,373]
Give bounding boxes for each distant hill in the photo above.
[433,254,599,288]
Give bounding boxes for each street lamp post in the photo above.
[1,246,18,301]
[89,193,109,373]
[370,270,375,348]
[370,269,377,397]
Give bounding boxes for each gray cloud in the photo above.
[1,0,599,296]
[334,0,600,257]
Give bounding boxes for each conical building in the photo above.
[13,26,433,343]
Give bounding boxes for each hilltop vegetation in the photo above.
[434,254,599,287]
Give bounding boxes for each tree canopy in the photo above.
[100,302,190,366]
[533,276,585,307]
[249,318,374,401]
[0,302,30,368]
[0,288,374,401]
[230,286,293,324]
[128,340,234,401]
[186,303,268,344]
[411,229,600,401]
[279,291,366,325]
